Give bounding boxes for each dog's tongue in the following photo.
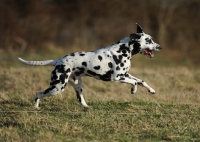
[149,51,154,58]
[144,49,154,58]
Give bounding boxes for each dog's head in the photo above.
[130,23,162,58]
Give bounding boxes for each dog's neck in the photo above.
[118,36,140,56]
[131,40,141,55]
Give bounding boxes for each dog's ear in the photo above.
[130,33,141,40]
[136,23,143,33]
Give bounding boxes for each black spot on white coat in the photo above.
[108,62,113,68]
[98,55,103,61]
[82,62,87,67]
[94,66,101,70]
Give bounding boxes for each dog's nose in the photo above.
[156,46,162,50]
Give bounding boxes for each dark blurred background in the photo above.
[1,0,200,63]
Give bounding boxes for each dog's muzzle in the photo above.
[156,46,162,50]
[144,45,162,58]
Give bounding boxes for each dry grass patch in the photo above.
[0,50,200,141]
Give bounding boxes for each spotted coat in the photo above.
[18,23,162,108]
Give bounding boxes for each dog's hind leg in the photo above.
[35,66,71,108]
[69,76,89,107]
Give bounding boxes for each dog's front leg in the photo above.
[114,74,138,94]
[131,84,137,94]
[115,73,155,94]
[126,73,155,94]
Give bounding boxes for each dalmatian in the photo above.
[18,23,162,108]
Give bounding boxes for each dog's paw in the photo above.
[131,85,137,94]
[82,104,89,107]
[34,106,41,110]
[81,101,89,107]
[131,89,136,94]
[148,88,156,94]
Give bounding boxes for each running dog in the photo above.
[18,23,162,108]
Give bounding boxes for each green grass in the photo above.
[1,101,200,141]
[0,48,200,141]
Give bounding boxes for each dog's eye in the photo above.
[146,39,152,44]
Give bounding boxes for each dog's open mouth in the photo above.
[144,49,154,58]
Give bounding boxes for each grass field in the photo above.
[0,48,200,141]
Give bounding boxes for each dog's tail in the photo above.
[18,57,57,66]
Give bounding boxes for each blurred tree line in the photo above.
[0,0,200,63]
